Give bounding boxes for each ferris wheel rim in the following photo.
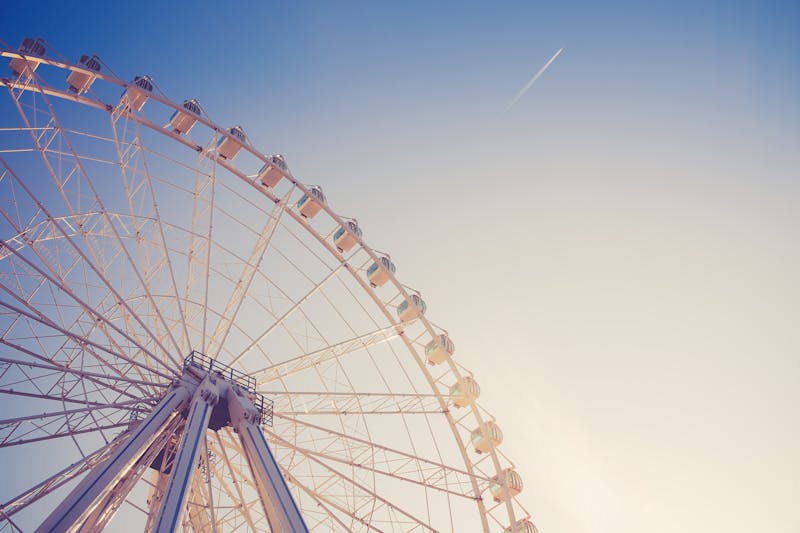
[0,43,530,531]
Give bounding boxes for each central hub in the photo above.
[182,350,273,430]
[148,352,274,474]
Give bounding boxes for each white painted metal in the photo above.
[426,332,456,364]
[297,186,325,218]
[0,435,127,522]
[8,38,44,77]
[228,386,309,532]
[205,190,291,361]
[121,75,153,112]
[216,126,246,160]
[451,376,481,408]
[65,54,100,94]
[366,255,395,287]
[80,416,185,532]
[472,421,504,454]
[0,43,535,532]
[398,293,427,321]
[333,220,362,253]
[168,99,201,134]
[506,519,539,533]
[151,377,218,533]
[186,477,215,533]
[34,384,191,533]
[258,155,288,189]
[490,469,523,502]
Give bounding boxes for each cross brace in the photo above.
[35,360,308,533]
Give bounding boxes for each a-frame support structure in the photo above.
[36,353,308,533]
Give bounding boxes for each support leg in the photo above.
[151,376,218,533]
[80,416,184,532]
[228,386,309,533]
[36,384,191,533]
[144,419,185,532]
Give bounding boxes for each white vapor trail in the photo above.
[503,47,564,114]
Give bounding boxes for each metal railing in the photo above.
[184,350,257,391]
[252,394,274,428]
[183,350,274,427]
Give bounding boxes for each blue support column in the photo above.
[35,383,191,533]
[228,386,309,533]
[151,376,218,533]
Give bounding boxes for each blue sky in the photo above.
[2,1,799,532]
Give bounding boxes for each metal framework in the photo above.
[36,359,306,533]
[0,38,535,532]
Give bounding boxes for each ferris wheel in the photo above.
[0,37,536,532]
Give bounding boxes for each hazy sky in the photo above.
[3,1,799,532]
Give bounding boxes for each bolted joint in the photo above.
[164,382,193,412]
[227,385,261,428]
[197,378,220,407]
[244,408,260,424]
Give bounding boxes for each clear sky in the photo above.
[2,1,799,532]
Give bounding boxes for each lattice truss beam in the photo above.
[0,45,532,532]
[2,366,306,533]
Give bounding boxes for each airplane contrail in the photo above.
[503,47,564,114]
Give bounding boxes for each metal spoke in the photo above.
[269,428,438,531]
[274,414,489,497]
[0,352,164,390]
[207,190,290,361]
[108,112,186,358]
[252,324,402,385]
[229,264,348,368]
[289,475,379,532]
[0,435,126,519]
[0,48,530,533]
[211,431,259,531]
[0,195,176,379]
[0,238,169,384]
[266,390,445,416]
[0,289,174,382]
[0,102,179,370]
[0,420,130,448]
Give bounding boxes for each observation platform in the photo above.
[183,350,273,429]
[146,353,274,475]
